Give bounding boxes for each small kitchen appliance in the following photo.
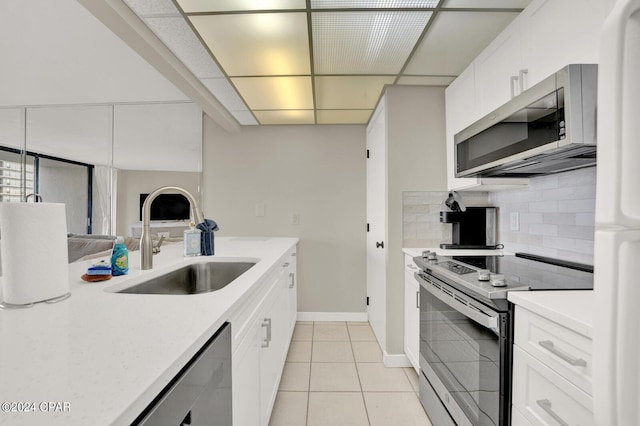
[413,252,593,426]
[440,206,497,249]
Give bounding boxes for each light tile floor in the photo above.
[269,321,432,426]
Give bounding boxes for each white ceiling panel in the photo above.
[190,13,310,76]
[144,17,224,79]
[231,77,313,110]
[443,0,531,8]
[313,11,432,74]
[201,78,248,111]
[397,75,455,85]
[315,76,395,109]
[317,109,372,124]
[404,11,519,75]
[254,110,315,124]
[311,0,439,8]
[177,0,306,13]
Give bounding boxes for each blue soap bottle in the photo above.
[111,236,129,276]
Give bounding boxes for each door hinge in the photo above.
[366,149,370,159]
[366,296,369,306]
[366,223,370,232]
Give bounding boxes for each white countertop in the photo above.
[402,247,506,257]
[508,290,594,338]
[0,236,298,426]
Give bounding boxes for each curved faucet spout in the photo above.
[140,186,204,270]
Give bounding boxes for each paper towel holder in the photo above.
[0,292,70,309]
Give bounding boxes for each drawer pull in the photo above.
[536,399,570,426]
[416,290,420,309]
[539,340,587,367]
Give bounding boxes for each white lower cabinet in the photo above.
[512,305,594,426]
[403,254,420,373]
[232,246,297,426]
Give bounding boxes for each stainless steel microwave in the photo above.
[455,64,597,177]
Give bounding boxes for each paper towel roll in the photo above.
[0,203,69,305]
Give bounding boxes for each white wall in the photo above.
[488,167,596,264]
[383,86,448,354]
[0,0,188,106]
[115,169,200,237]
[202,117,366,314]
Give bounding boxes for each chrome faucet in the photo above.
[140,186,204,270]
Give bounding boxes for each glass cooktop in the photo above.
[449,253,594,291]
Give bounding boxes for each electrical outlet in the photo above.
[291,212,300,225]
[255,203,265,217]
[509,212,520,231]
[157,231,170,238]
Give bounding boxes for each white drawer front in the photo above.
[513,346,594,426]
[512,404,534,426]
[515,307,592,395]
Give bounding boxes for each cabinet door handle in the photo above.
[282,262,290,268]
[416,290,420,309]
[538,340,587,367]
[376,241,384,249]
[536,399,570,426]
[519,69,528,93]
[261,318,272,348]
[289,272,295,288]
[510,75,519,98]
[291,252,297,257]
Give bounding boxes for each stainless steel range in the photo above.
[413,252,593,426]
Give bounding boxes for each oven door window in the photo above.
[420,284,501,426]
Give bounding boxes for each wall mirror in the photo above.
[0,102,203,240]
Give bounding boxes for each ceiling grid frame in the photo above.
[129,0,532,125]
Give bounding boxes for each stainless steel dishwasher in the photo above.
[134,322,232,426]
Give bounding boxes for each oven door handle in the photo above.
[415,272,500,334]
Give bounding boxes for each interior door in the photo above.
[366,99,387,350]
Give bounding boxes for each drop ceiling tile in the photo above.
[143,17,224,79]
[312,11,431,74]
[317,109,372,124]
[201,78,248,111]
[123,0,180,18]
[189,13,310,76]
[443,0,531,8]
[311,0,439,8]
[397,75,455,85]
[254,110,315,124]
[232,76,313,110]
[232,111,259,125]
[404,11,519,75]
[177,0,305,13]
[315,76,394,109]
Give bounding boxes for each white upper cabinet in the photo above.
[474,18,524,114]
[520,0,615,88]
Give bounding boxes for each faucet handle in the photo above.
[152,235,166,254]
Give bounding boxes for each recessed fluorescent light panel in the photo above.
[313,11,432,74]
[177,0,306,13]
[189,13,310,76]
[310,0,439,8]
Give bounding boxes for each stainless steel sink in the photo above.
[118,262,256,295]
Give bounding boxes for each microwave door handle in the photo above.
[415,273,499,334]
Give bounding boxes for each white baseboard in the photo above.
[297,312,368,322]
[383,352,412,368]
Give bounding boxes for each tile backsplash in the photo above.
[403,167,596,264]
[488,167,596,264]
[403,191,489,248]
